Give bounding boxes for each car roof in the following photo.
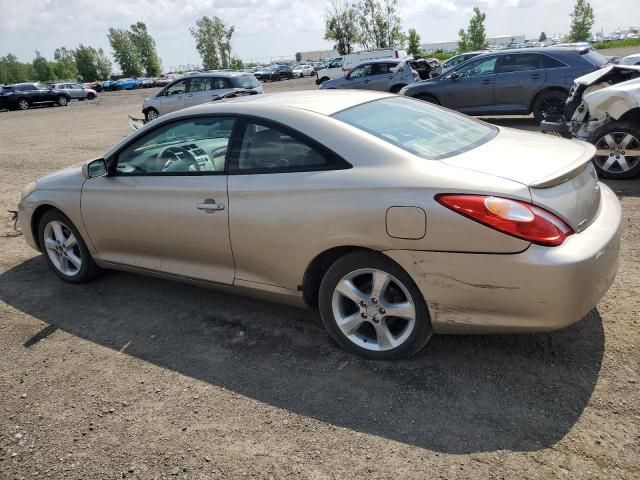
[191,71,254,77]
[189,90,395,116]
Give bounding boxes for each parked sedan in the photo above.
[320,59,419,93]
[293,64,315,77]
[142,72,263,121]
[140,78,157,88]
[49,82,97,100]
[400,47,609,123]
[0,83,71,110]
[260,65,294,82]
[620,54,640,66]
[116,78,141,90]
[18,90,620,359]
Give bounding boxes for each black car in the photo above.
[0,83,72,111]
[400,47,609,123]
[260,65,294,82]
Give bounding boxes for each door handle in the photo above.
[530,74,541,79]
[197,200,225,212]
[363,80,369,83]
[187,94,193,97]
[482,79,493,85]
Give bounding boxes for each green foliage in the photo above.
[230,58,244,70]
[190,16,235,70]
[129,22,162,76]
[295,52,302,62]
[52,47,77,80]
[539,31,547,42]
[324,1,359,55]
[457,7,488,52]
[0,54,34,84]
[32,51,53,81]
[568,0,594,42]
[457,28,470,53]
[592,37,640,50]
[94,48,113,79]
[108,28,143,76]
[357,0,404,49]
[406,28,421,56]
[74,45,112,81]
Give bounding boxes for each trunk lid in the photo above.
[443,127,601,232]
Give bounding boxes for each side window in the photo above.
[499,54,543,73]
[233,120,346,173]
[350,64,373,78]
[188,77,207,92]
[329,58,344,68]
[115,117,235,175]
[208,77,232,90]
[74,84,84,89]
[454,56,497,78]
[372,63,395,75]
[541,54,567,69]
[166,80,187,95]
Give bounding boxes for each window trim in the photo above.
[447,55,498,79]
[107,114,239,177]
[227,115,352,175]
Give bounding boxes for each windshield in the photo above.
[232,75,260,89]
[333,97,497,160]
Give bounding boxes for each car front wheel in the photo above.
[145,108,160,122]
[57,95,69,106]
[318,251,432,359]
[38,210,101,283]
[17,99,29,110]
[590,121,640,179]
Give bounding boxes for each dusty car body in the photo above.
[541,65,640,178]
[18,91,621,359]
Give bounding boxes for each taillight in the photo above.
[435,194,574,247]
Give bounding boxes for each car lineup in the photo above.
[0,82,72,110]
[19,90,621,359]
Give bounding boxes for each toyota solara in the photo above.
[18,91,621,359]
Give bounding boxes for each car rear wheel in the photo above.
[87,92,96,100]
[57,95,69,106]
[532,90,567,124]
[38,210,101,284]
[318,77,330,85]
[17,99,29,110]
[318,251,432,360]
[390,84,406,94]
[590,122,640,179]
[145,108,160,122]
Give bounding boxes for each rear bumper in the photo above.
[385,184,621,334]
[540,119,573,138]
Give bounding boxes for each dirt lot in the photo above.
[0,79,639,480]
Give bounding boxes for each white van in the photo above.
[315,49,408,85]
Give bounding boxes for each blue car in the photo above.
[115,78,141,90]
[101,80,118,91]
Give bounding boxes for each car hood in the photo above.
[443,126,594,187]
[35,163,86,190]
[575,64,640,85]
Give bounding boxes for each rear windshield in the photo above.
[232,75,260,89]
[333,97,497,160]
[580,49,609,68]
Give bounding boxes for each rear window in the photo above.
[233,75,260,89]
[333,97,497,160]
[580,50,609,68]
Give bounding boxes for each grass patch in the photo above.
[593,38,640,50]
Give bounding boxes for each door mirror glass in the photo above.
[449,72,460,80]
[86,158,108,178]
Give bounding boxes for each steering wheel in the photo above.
[158,146,200,172]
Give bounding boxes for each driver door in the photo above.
[346,64,374,89]
[155,79,188,115]
[81,116,236,284]
[442,55,498,114]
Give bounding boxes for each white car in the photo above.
[293,65,314,77]
[621,54,640,66]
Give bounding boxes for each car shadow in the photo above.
[0,256,604,454]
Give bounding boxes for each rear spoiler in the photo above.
[529,144,596,188]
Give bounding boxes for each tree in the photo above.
[457,6,488,52]
[74,45,99,81]
[129,22,162,76]
[108,28,143,76]
[230,58,244,70]
[32,51,53,81]
[407,28,421,55]
[324,1,359,55]
[52,47,77,79]
[94,48,112,79]
[539,31,547,42]
[568,0,594,42]
[0,54,34,84]
[295,52,302,62]
[381,0,405,48]
[190,16,235,70]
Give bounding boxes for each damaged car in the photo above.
[541,65,640,178]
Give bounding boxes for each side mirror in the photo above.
[449,72,460,80]
[83,158,108,179]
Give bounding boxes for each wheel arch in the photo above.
[31,204,58,252]
[618,107,640,124]
[389,83,407,93]
[529,86,569,113]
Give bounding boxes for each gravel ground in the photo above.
[0,78,639,479]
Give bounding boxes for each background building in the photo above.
[421,35,526,53]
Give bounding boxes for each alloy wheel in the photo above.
[594,132,640,174]
[147,109,159,121]
[538,97,564,119]
[17,99,29,110]
[43,220,82,276]
[331,268,416,352]
[57,96,68,106]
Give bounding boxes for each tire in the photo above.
[390,84,406,94]
[318,251,433,360]
[87,93,96,100]
[299,73,304,78]
[415,93,440,105]
[37,210,101,284]
[318,77,330,85]
[589,121,640,179]
[532,90,567,124]
[145,108,160,122]
[57,95,69,107]
[17,98,29,110]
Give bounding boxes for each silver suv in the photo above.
[49,82,97,100]
[318,59,421,93]
[142,72,263,121]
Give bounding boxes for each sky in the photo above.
[0,0,638,70]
